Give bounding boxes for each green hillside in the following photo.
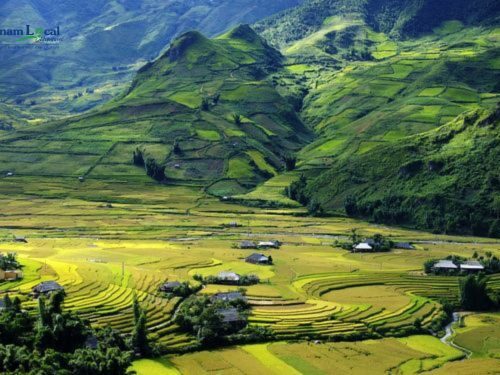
[291,107,500,237]
[0,26,311,193]
[256,0,499,47]
[0,0,300,127]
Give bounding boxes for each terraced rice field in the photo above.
[0,179,499,360]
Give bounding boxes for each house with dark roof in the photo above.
[218,307,246,330]
[211,292,246,303]
[32,281,64,297]
[159,281,182,293]
[245,253,271,265]
[257,240,280,249]
[395,242,415,250]
[85,335,99,350]
[13,235,27,243]
[239,240,257,249]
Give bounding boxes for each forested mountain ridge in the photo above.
[0,0,301,127]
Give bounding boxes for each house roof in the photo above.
[160,281,182,290]
[460,261,484,270]
[240,240,257,248]
[217,271,240,280]
[246,253,269,263]
[395,242,415,249]
[354,243,373,250]
[85,335,99,349]
[433,260,458,269]
[218,307,243,323]
[211,292,246,302]
[32,281,63,293]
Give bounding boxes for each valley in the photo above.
[0,0,499,373]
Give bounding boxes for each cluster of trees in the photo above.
[459,274,497,311]
[286,175,324,216]
[175,295,249,345]
[160,282,201,298]
[0,253,19,271]
[193,274,260,286]
[0,292,133,374]
[132,148,166,182]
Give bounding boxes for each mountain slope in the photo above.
[0,0,301,126]
[0,26,311,194]
[256,0,499,48]
[292,107,500,237]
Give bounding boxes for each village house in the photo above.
[13,235,27,243]
[245,253,272,265]
[217,271,241,285]
[210,292,246,303]
[158,281,182,293]
[460,260,485,273]
[32,281,64,297]
[0,269,23,281]
[353,242,373,252]
[394,242,415,250]
[432,260,458,272]
[239,240,257,249]
[217,307,246,330]
[257,240,280,249]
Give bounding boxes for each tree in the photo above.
[173,139,181,155]
[282,154,297,171]
[201,97,210,111]
[131,312,151,357]
[423,259,437,274]
[267,255,273,265]
[145,158,165,182]
[459,274,493,310]
[232,113,242,125]
[132,148,145,167]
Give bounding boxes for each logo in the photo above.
[0,25,62,48]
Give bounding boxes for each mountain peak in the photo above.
[166,31,210,62]
[226,24,260,43]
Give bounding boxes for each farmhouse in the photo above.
[395,242,415,250]
[13,235,27,243]
[257,240,280,249]
[0,269,23,281]
[353,243,373,252]
[239,240,257,249]
[32,281,64,297]
[211,292,246,302]
[245,253,272,265]
[159,281,182,293]
[217,271,241,284]
[432,260,458,272]
[460,261,484,273]
[218,307,246,329]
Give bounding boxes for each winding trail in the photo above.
[440,312,472,358]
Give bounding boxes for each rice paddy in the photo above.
[0,175,498,373]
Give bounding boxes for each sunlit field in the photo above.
[0,176,498,372]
